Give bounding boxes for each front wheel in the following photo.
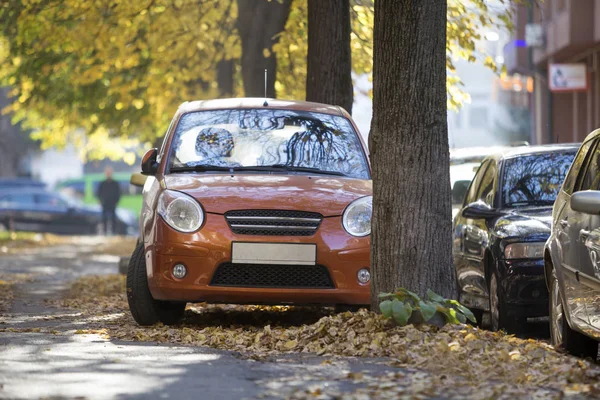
[489,271,524,333]
[126,243,186,326]
[549,267,598,359]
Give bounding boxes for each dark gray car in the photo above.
[545,131,600,359]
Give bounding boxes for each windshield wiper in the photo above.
[236,164,348,177]
[170,165,233,173]
[504,199,555,207]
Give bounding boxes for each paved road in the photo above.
[0,239,398,400]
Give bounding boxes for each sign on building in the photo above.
[549,64,588,92]
[525,23,544,48]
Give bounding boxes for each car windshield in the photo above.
[450,162,481,206]
[501,151,576,207]
[167,108,370,179]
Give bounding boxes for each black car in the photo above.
[453,144,579,332]
[546,131,600,358]
[0,188,138,235]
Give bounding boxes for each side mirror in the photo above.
[571,190,600,215]
[141,148,159,176]
[452,180,471,205]
[130,173,148,188]
[462,201,503,220]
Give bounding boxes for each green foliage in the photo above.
[379,288,476,327]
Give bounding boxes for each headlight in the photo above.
[343,196,372,237]
[157,190,204,233]
[503,242,545,259]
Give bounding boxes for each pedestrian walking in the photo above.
[96,167,121,235]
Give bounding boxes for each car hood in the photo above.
[163,174,372,216]
[493,207,553,239]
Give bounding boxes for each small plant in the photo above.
[379,288,476,327]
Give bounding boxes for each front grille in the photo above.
[224,210,323,236]
[210,263,334,288]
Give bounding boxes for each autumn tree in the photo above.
[305,0,353,114]
[0,0,515,163]
[369,0,453,305]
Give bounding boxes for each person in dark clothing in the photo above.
[97,167,121,235]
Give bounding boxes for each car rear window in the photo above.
[167,108,370,179]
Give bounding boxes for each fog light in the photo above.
[357,268,370,284]
[172,263,187,279]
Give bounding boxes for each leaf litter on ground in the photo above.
[11,274,600,398]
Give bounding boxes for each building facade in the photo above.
[506,0,600,144]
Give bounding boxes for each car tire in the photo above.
[489,271,523,333]
[549,267,598,360]
[126,243,186,326]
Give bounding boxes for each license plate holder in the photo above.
[231,242,317,265]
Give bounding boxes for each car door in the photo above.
[34,193,90,234]
[573,140,600,332]
[455,160,496,309]
[559,139,598,328]
[1,193,40,231]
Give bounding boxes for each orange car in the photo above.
[126,98,372,325]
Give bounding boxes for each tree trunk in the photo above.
[369,0,454,308]
[217,59,234,97]
[306,0,353,114]
[237,0,292,98]
[0,88,32,177]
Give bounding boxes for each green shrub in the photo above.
[379,288,476,326]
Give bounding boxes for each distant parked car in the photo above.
[545,131,600,358]
[453,144,579,332]
[0,188,138,235]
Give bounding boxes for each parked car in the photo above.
[56,172,143,216]
[453,144,579,332]
[545,131,600,358]
[0,188,138,235]
[126,98,372,325]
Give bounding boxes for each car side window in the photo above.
[477,161,497,207]
[35,194,67,208]
[577,140,600,191]
[5,194,36,206]
[566,140,595,194]
[464,161,490,205]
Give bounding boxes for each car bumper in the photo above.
[498,258,548,317]
[145,214,371,305]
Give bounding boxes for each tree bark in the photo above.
[217,59,234,97]
[237,0,292,98]
[369,0,454,308]
[306,0,353,114]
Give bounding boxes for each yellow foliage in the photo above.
[0,0,513,158]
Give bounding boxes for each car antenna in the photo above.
[263,69,268,107]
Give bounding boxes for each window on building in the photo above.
[469,107,489,129]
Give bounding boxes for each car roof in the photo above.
[0,188,52,196]
[177,97,345,117]
[479,143,581,163]
[0,178,46,187]
[499,143,580,159]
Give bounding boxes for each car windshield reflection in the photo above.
[167,109,370,179]
[501,151,576,208]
